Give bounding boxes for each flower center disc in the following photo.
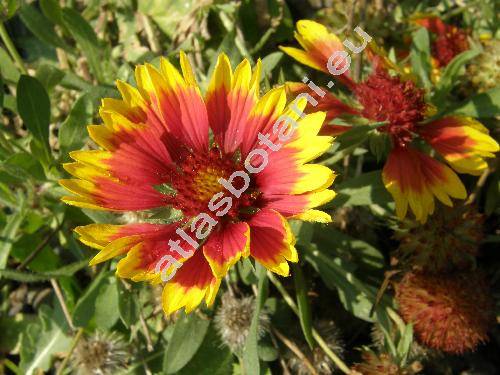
[193,167,230,201]
[167,148,259,220]
[355,68,426,147]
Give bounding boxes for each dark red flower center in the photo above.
[164,148,260,220]
[355,67,426,147]
[432,27,469,67]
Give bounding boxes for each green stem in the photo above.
[3,358,22,375]
[249,27,275,55]
[118,351,164,374]
[386,306,406,333]
[0,22,28,74]
[56,328,84,375]
[267,272,351,374]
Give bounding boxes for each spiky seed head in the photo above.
[286,320,345,375]
[70,331,129,375]
[396,271,494,354]
[394,205,484,273]
[214,292,269,354]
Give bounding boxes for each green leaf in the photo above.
[447,87,500,118]
[60,70,93,91]
[332,170,393,209]
[433,49,480,104]
[304,246,390,322]
[0,0,19,21]
[314,227,385,272]
[19,306,72,375]
[238,258,258,285]
[0,209,26,271]
[2,151,46,181]
[61,8,109,83]
[72,270,109,327]
[2,94,17,112]
[16,75,51,162]
[261,52,283,78]
[0,259,89,282]
[289,220,313,246]
[58,92,94,158]
[163,311,211,373]
[19,4,71,51]
[0,182,17,207]
[243,264,268,375]
[0,72,3,109]
[335,124,374,151]
[177,324,234,375]
[39,0,64,25]
[35,64,65,92]
[396,323,413,366]
[410,27,431,89]
[368,130,390,162]
[0,314,36,353]
[138,0,200,38]
[292,263,314,349]
[95,277,120,330]
[29,138,57,177]
[118,282,139,327]
[375,313,398,358]
[0,46,20,83]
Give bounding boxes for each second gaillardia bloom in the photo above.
[60,53,335,314]
[281,20,499,223]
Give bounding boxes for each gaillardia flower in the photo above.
[279,20,356,88]
[396,271,494,354]
[60,52,336,314]
[413,15,469,68]
[281,20,499,223]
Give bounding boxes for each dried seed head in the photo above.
[214,292,269,354]
[286,320,345,375]
[70,331,129,375]
[351,350,418,375]
[396,271,494,354]
[394,205,484,273]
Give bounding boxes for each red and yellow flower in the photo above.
[413,15,469,68]
[281,20,498,223]
[279,20,355,89]
[60,52,336,315]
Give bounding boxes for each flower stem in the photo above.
[272,327,318,375]
[0,22,28,74]
[50,278,75,331]
[267,272,351,374]
[56,328,84,375]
